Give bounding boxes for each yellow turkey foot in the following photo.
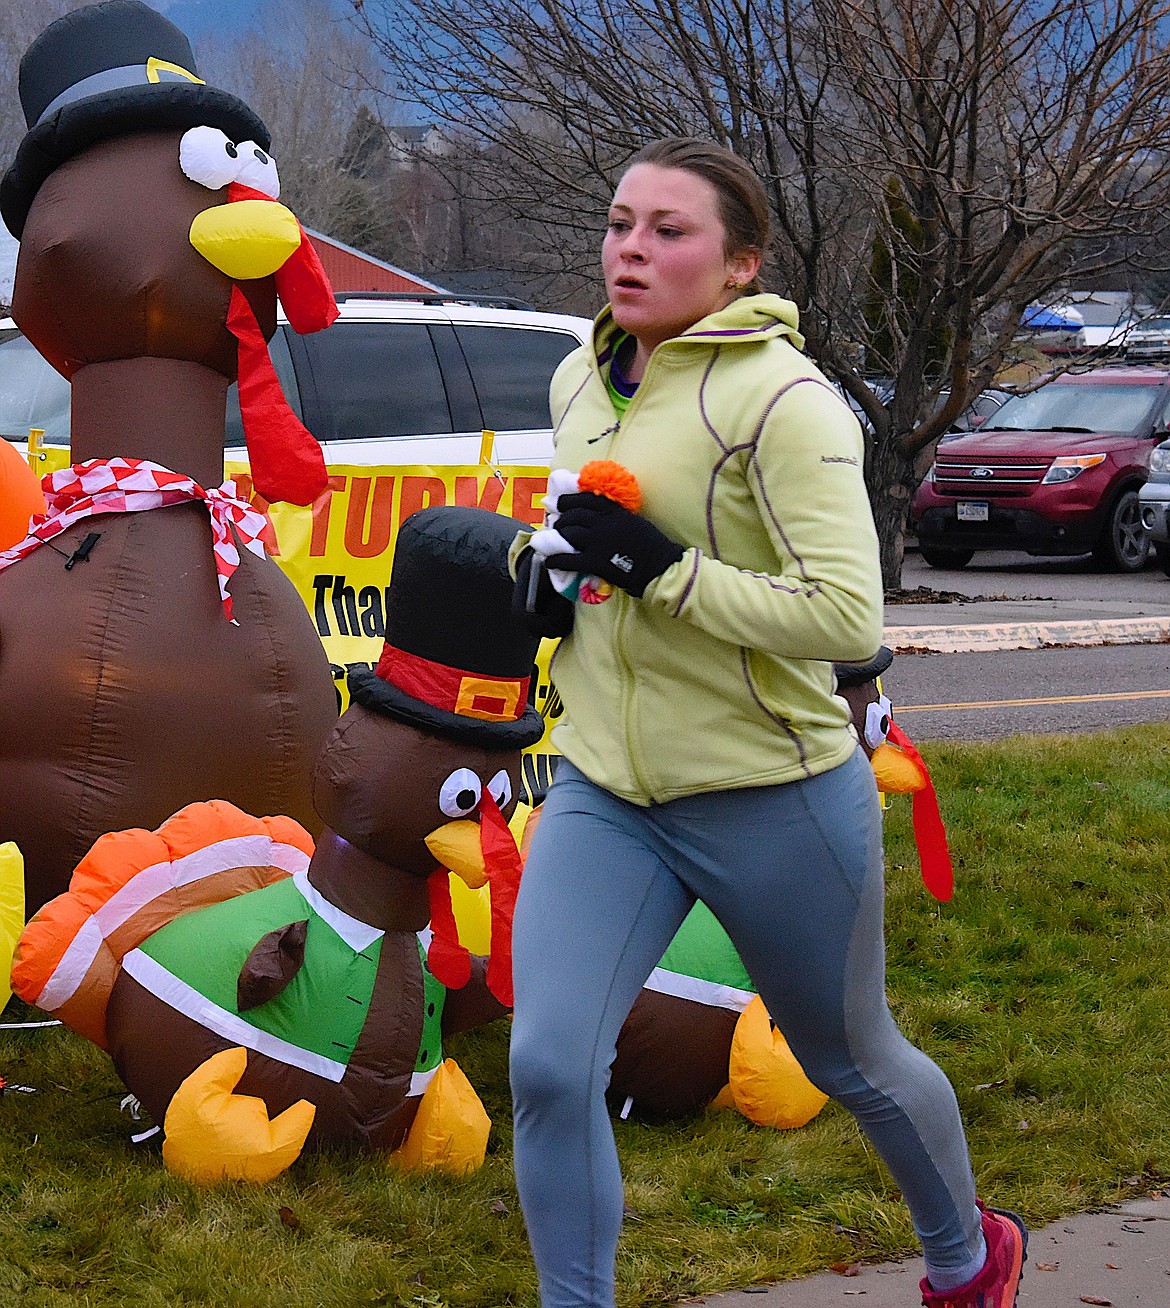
[389,1058,490,1176]
[162,1046,315,1184]
[726,995,829,1129]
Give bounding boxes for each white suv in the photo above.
[0,292,593,467]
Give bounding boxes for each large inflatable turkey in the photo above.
[0,0,339,914]
[14,507,543,1183]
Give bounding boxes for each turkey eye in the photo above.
[864,695,893,750]
[234,140,281,198]
[179,126,242,189]
[439,768,482,818]
[486,769,512,809]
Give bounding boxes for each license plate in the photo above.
[957,501,989,522]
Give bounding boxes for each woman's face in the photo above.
[602,163,759,356]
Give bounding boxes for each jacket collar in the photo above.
[592,293,805,366]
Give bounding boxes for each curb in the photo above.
[884,615,1170,654]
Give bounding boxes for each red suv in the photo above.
[910,366,1170,571]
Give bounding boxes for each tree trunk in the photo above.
[867,434,919,592]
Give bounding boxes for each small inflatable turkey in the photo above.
[13,507,544,1182]
[608,646,953,1123]
[0,0,338,914]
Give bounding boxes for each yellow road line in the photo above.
[898,689,1170,712]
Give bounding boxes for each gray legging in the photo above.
[510,751,983,1308]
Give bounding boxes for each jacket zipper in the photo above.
[597,392,655,801]
[614,591,653,800]
[586,341,662,800]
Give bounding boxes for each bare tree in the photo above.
[0,1,91,169]
[197,0,395,249]
[353,0,1170,586]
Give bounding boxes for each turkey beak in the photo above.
[870,741,928,795]
[424,819,489,889]
[189,196,302,280]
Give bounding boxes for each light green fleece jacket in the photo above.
[520,294,883,805]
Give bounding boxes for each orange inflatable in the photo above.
[0,441,44,550]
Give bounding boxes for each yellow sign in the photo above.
[224,461,563,806]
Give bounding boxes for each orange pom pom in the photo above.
[578,460,641,513]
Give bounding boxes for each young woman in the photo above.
[508,137,1026,1308]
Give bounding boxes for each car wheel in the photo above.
[1155,542,1170,577]
[1092,489,1149,572]
[919,546,975,569]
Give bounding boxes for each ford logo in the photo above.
[970,466,994,478]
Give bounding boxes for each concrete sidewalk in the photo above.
[680,1194,1170,1307]
[882,596,1170,654]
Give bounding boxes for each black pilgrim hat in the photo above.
[1,0,269,239]
[833,645,893,689]
[349,507,546,750]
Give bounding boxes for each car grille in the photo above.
[933,456,1048,497]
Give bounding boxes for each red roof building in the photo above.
[304,229,446,295]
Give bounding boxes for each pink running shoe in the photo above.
[919,1201,1028,1308]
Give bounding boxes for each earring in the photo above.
[726,278,742,290]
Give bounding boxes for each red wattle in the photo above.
[426,869,472,990]
[275,228,340,335]
[226,286,328,506]
[886,721,954,903]
[478,789,523,1007]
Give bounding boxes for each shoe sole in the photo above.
[984,1206,1028,1307]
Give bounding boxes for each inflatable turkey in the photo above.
[14,507,543,1182]
[0,0,339,914]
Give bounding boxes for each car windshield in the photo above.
[0,327,71,445]
[982,382,1161,435]
[1135,318,1170,332]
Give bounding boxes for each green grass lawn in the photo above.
[3,724,1169,1307]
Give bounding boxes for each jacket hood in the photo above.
[593,293,805,358]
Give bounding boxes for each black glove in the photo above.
[545,492,686,598]
[512,547,575,638]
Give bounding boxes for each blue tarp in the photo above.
[1021,304,1083,331]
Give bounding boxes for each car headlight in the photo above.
[1149,446,1170,475]
[923,465,936,482]
[1042,453,1107,484]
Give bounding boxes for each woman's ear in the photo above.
[729,248,762,288]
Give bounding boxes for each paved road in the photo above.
[897,549,1170,601]
[882,551,1170,739]
[883,643,1170,740]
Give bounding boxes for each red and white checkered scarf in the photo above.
[0,458,269,624]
